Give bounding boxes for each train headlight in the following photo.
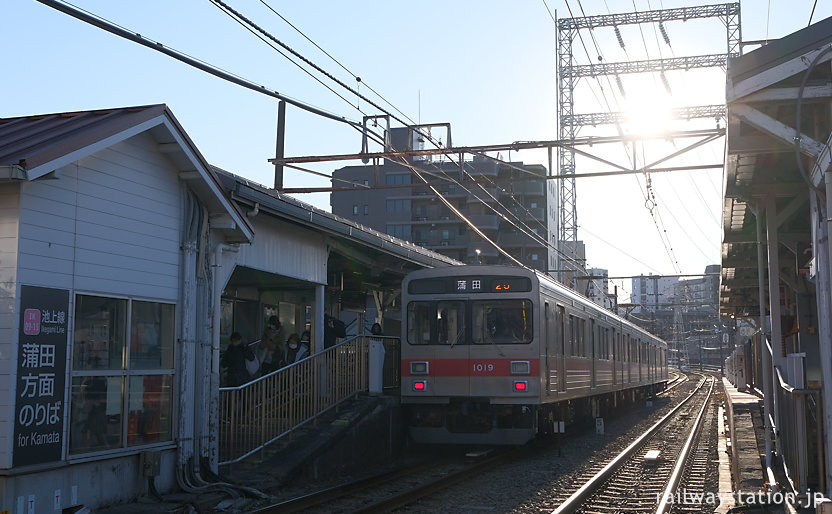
[412,380,427,391]
[513,380,528,391]
[510,361,530,375]
[410,361,429,375]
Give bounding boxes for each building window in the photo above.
[386,174,411,185]
[363,180,369,186]
[70,295,175,455]
[364,204,369,215]
[531,254,539,261]
[386,199,411,212]
[386,224,411,240]
[352,205,358,215]
[530,202,537,209]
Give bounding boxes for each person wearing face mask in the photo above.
[284,332,310,364]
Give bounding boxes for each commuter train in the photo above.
[400,265,668,444]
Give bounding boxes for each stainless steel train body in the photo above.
[401,265,668,444]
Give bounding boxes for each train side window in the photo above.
[437,301,465,346]
[554,306,565,355]
[407,302,433,345]
[472,300,532,344]
[568,315,575,355]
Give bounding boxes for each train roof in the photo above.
[403,265,667,348]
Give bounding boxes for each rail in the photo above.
[656,376,715,513]
[553,375,711,513]
[218,335,400,466]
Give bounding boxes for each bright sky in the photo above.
[5,0,831,300]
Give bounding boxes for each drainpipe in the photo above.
[178,190,199,474]
[209,242,239,472]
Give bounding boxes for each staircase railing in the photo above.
[218,335,399,465]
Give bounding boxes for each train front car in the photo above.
[401,266,542,445]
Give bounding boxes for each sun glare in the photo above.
[623,92,674,135]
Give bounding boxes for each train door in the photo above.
[557,305,566,392]
[626,334,632,383]
[433,300,469,396]
[544,302,551,396]
[590,319,596,389]
[612,328,617,386]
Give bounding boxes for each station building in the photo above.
[0,104,456,511]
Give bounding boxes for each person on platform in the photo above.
[370,322,382,336]
[285,332,310,364]
[324,314,346,349]
[260,316,285,374]
[221,332,254,387]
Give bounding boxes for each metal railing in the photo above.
[774,366,824,495]
[218,335,399,466]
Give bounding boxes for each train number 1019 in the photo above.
[473,363,495,373]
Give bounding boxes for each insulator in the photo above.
[661,72,672,95]
[614,26,625,49]
[616,75,626,97]
[659,22,671,46]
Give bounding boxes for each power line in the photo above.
[541,0,556,24]
[257,0,420,128]
[210,0,366,116]
[35,0,363,128]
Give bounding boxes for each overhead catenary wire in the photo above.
[239,0,711,291]
[211,0,563,254]
[34,0,364,129]
[208,1,560,275]
[210,0,368,116]
[257,0,422,129]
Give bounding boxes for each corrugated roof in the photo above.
[0,104,166,171]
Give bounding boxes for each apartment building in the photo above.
[330,126,558,273]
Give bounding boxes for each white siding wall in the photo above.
[18,131,182,301]
[0,183,20,469]
[237,217,327,284]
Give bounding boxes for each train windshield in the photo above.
[407,301,465,345]
[472,300,532,345]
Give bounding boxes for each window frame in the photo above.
[68,293,177,458]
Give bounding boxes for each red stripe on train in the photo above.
[401,358,540,377]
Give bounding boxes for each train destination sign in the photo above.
[408,276,532,294]
[13,285,69,467]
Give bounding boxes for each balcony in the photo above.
[467,160,500,177]
[499,231,541,247]
[508,206,546,221]
[467,214,500,232]
[507,180,546,196]
[466,186,501,202]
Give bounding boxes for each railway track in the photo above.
[250,374,709,513]
[553,374,715,514]
[252,445,536,513]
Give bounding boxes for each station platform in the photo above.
[716,378,820,513]
[717,377,766,512]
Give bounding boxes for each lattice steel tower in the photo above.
[556,3,740,286]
